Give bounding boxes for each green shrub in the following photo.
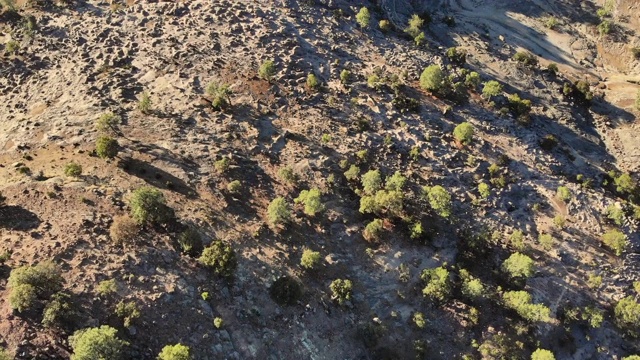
[42,292,74,328]
[64,162,82,177]
[544,16,559,30]
[556,186,571,202]
[459,269,484,299]
[425,185,452,218]
[340,69,351,84]
[446,47,466,66]
[581,306,603,328]
[363,218,384,242]
[139,91,152,114]
[300,248,321,269]
[419,65,445,93]
[361,169,382,194]
[95,136,119,159]
[538,233,554,250]
[414,32,426,46]
[605,204,625,226]
[1,0,16,11]
[482,80,503,99]
[502,252,534,278]
[413,312,426,328]
[330,279,353,305]
[198,240,237,278]
[553,214,566,229]
[129,187,173,225]
[306,73,320,90]
[409,222,423,240]
[507,93,532,117]
[601,229,627,256]
[227,180,241,193]
[453,122,474,145]
[465,71,481,89]
[96,279,117,297]
[385,171,406,191]
[379,19,391,32]
[0,349,11,360]
[614,173,635,193]
[547,63,559,75]
[5,40,19,54]
[622,356,640,360]
[109,215,139,245]
[270,276,303,306]
[367,74,382,90]
[206,83,232,110]
[359,190,403,216]
[9,284,37,312]
[267,197,291,226]
[214,157,230,173]
[69,326,128,360]
[478,182,490,199]
[587,273,603,289]
[178,227,203,256]
[513,51,538,67]
[615,296,640,332]
[503,291,551,322]
[421,265,450,302]
[598,20,612,35]
[278,165,297,184]
[158,344,192,360]
[96,112,120,133]
[8,261,63,312]
[531,348,555,360]
[405,14,424,38]
[509,230,525,250]
[344,164,360,181]
[294,188,323,216]
[258,60,276,81]
[213,317,223,329]
[115,301,140,327]
[356,7,370,28]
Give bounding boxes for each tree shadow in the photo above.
[0,205,41,230]
[117,157,197,198]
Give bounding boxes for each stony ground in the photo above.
[0,0,639,359]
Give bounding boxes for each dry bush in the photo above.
[109,215,139,245]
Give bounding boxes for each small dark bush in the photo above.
[270,276,303,306]
[178,227,203,257]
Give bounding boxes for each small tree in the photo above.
[363,218,384,242]
[0,349,11,360]
[198,241,237,278]
[95,136,119,159]
[419,65,445,94]
[531,348,555,360]
[614,173,635,194]
[453,122,474,145]
[8,261,63,312]
[405,14,424,37]
[356,7,370,28]
[340,69,351,84]
[465,71,481,89]
[70,326,128,360]
[344,165,360,181]
[502,252,535,278]
[206,82,232,110]
[177,227,203,257]
[361,170,382,194]
[306,73,320,90]
[503,291,551,322]
[379,19,391,32]
[425,185,452,218]
[139,91,152,114]
[330,279,353,305]
[482,80,503,99]
[460,269,485,299]
[294,188,324,216]
[601,229,628,256]
[615,296,640,332]
[64,162,82,177]
[129,187,173,225]
[96,112,120,133]
[258,60,276,81]
[158,344,192,360]
[300,249,321,269]
[267,197,291,226]
[478,182,490,199]
[385,171,406,191]
[421,265,450,302]
[556,186,571,202]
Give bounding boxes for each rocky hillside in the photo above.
[0,0,639,359]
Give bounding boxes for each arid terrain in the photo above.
[1,0,640,359]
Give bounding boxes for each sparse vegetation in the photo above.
[513,51,538,67]
[115,301,140,327]
[503,290,551,322]
[139,91,152,114]
[96,112,120,133]
[8,261,63,312]
[206,82,232,110]
[556,186,571,202]
[109,215,139,245]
